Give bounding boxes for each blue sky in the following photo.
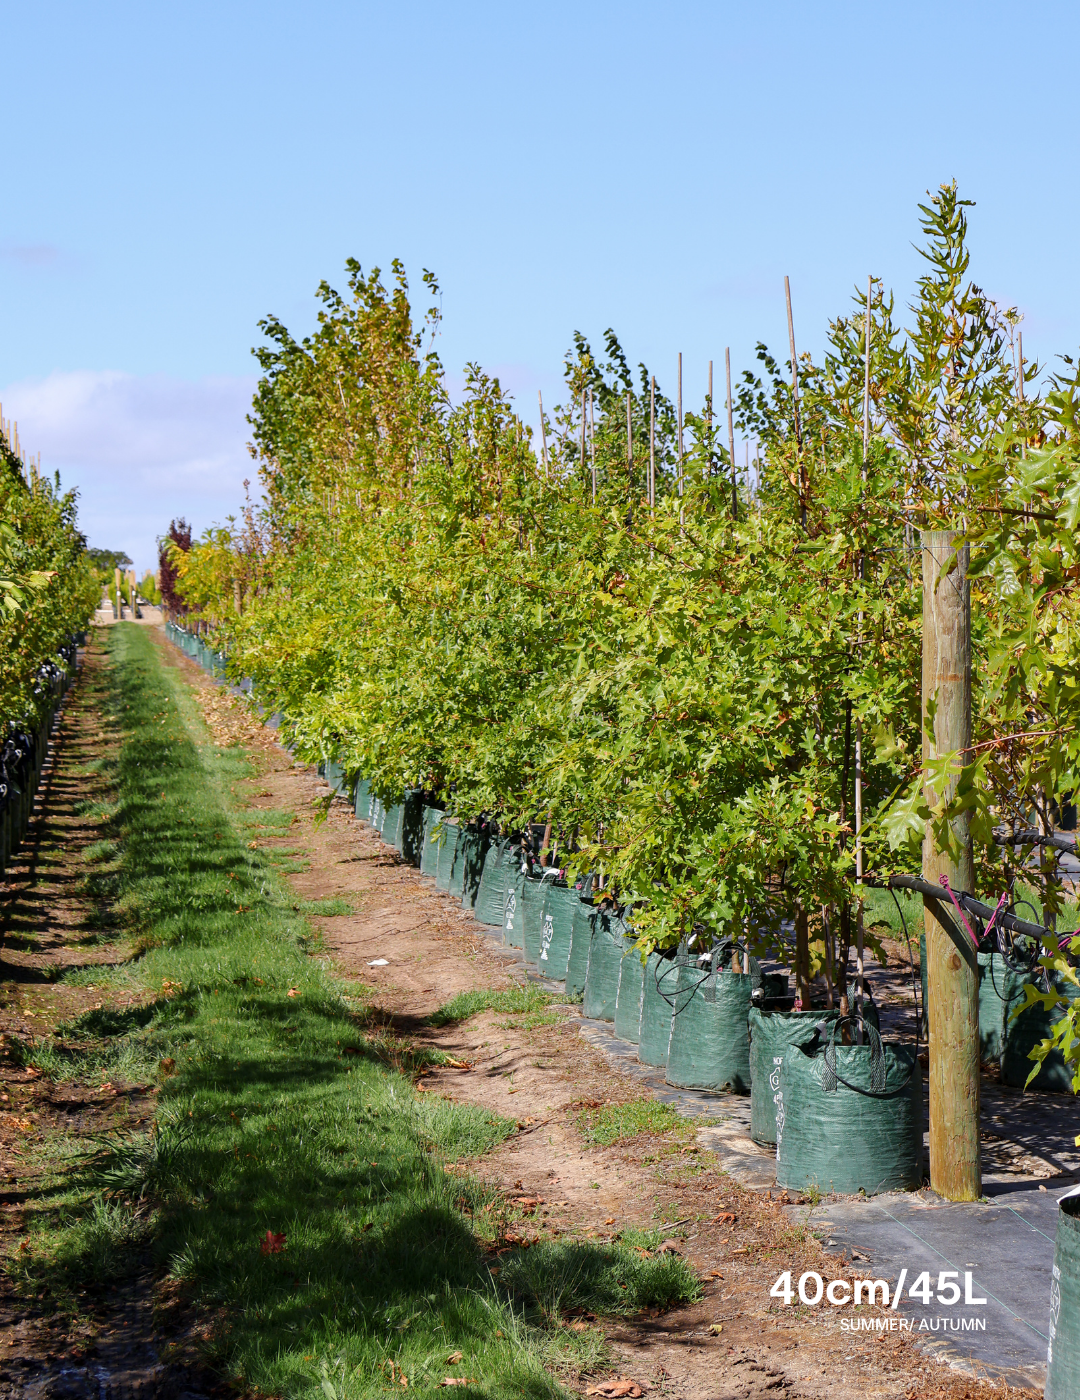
[2,0,1078,570]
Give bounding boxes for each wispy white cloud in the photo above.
[1,370,258,572]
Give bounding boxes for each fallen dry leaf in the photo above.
[260,1230,286,1255]
[287,988,302,998]
[446,1352,463,1365]
[656,1239,681,1255]
[437,1379,476,1388]
[708,1323,723,1335]
[604,1217,616,1225]
[585,1380,644,1398]
[712,1212,736,1225]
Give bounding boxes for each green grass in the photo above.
[429,986,556,1028]
[10,626,685,1398]
[861,884,923,943]
[82,839,119,865]
[576,1099,693,1148]
[294,896,355,917]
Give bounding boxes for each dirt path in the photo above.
[168,633,1039,1400]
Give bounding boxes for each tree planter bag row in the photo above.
[748,1008,843,1147]
[355,779,371,822]
[666,956,756,1094]
[565,898,596,995]
[638,952,677,1067]
[1046,1189,1080,1400]
[383,803,404,852]
[420,807,443,878]
[583,907,631,1021]
[775,1019,922,1197]
[474,839,512,926]
[614,947,646,1044]
[538,881,579,979]
[503,864,526,949]
[447,826,476,899]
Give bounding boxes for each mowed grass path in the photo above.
[15,625,698,1399]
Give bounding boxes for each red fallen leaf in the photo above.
[260,1230,286,1254]
[586,1380,644,1398]
[656,1239,681,1255]
[712,1212,737,1225]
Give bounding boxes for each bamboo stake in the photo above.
[538,390,549,477]
[707,360,714,478]
[649,376,656,508]
[784,277,805,527]
[626,391,632,471]
[580,387,586,486]
[677,353,684,497]
[725,347,737,520]
[855,275,871,1032]
[589,388,597,503]
[1018,330,1027,462]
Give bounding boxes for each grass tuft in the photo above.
[576,1098,693,1148]
[429,985,555,1028]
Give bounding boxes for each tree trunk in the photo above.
[921,529,980,1201]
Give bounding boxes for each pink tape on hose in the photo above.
[938,874,981,949]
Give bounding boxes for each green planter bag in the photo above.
[565,897,595,996]
[401,790,424,866]
[539,882,579,980]
[748,1008,842,1147]
[614,948,645,1044]
[666,950,756,1094]
[638,952,678,1067]
[503,863,526,948]
[448,826,474,899]
[459,827,490,910]
[436,823,462,892]
[1001,966,1080,1093]
[523,872,558,967]
[420,807,443,878]
[1046,1188,1080,1399]
[383,804,404,852]
[354,778,371,821]
[775,1018,922,1197]
[583,907,628,1022]
[474,839,511,926]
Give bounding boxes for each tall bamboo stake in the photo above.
[725,348,737,521]
[589,388,597,503]
[855,275,871,1030]
[626,392,632,476]
[649,376,656,508]
[784,277,805,527]
[1018,330,1027,462]
[580,387,586,486]
[677,353,684,497]
[538,390,549,477]
[707,360,714,478]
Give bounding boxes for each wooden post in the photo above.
[707,360,714,478]
[538,390,549,477]
[784,277,805,527]
[921,528,980,1202]
[114,567,123,620]
[725,348,737,521]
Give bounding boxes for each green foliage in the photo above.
[169,186,1080,1087]
[0,441,97,725]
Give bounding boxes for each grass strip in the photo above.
[11,626,699,1397]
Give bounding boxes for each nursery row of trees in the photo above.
[169,184,1080,1077]
[1,429,97,727]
